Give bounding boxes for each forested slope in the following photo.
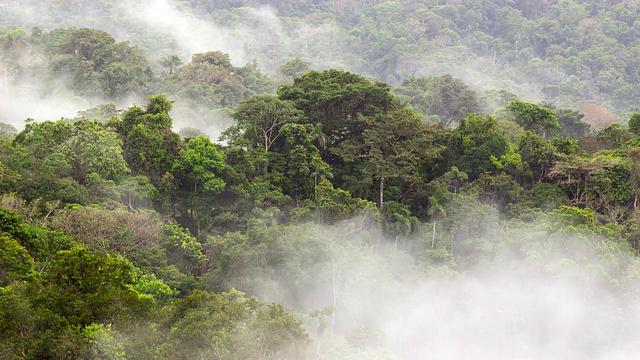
[2,1,640,359]
[3,0,639,123]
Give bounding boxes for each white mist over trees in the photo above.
[3,0,639,128]
[3,1,640,359]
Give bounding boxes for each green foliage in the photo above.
[278,69,396,146]
[629,113,640,136]
[160,289,309,359]
[5,10,640,355]
[42,246,153,325]
[163,223,206,277]
[279,58,312,79]
[173,136,226,193]
[555,108,591,139]
[552,136,582,155]
[597,123,634,149]
[115,95,181,183]
[505,100,560,135]
[32,27,151,99]
[527,182,569,211]
[225,94,304,152]
[316,180,378,223]
[160,54,182,75]
[0,235,34,286]
[172,135,226,234]
[76,103,120,123]
[164,50,271,110]
[333,107,425,207]
[63,119,130,184]
[518,130,557,181]
[394,74,480,126]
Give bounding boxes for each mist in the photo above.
[372,261,639,359]
[1,0,555,132]
[213,212,640,359]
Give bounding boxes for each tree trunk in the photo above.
[393,235,398,254]
[331,264,340,336]
[379,173,385,209]
[431,221,436,248]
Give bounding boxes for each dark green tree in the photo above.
[629,113,640,136]
[334,108,424,208]
[115,95,181,183]
[555,108,591,140]
[278,69,397,147]
[505,100,560,136]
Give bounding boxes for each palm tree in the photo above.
[160,55,183,75]
[310,123,329,152]
[384,201,418,254]
[427,196,446,248]
[311,156,333,224]
[445,166,468,194]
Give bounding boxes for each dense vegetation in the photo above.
[3,0,640,123]
[2,1,640,359]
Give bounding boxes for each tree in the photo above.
[160,54,182,75]
[172,136,227,234]
[427,196,446,249]
[518,130,557,182]
[278,69,396,147]
[334,108,424,209]
[278,58,312,80]
[115,95,181,183]
[225,95,304,154]
[394,74,480,126]
[478,89,518,115]
[627,146,640,212]
[76,103,120,123]
[443,166,468,194]
[62,119,130,184]
[278,123,330,205]
[547,153,623,211]
[167,51,249,109]
[12,119,73,176]
[505,100,560,136]
[41,246,153,326]
[555,108,591,139]
[629,113,640,136]
[36,27,151,99]
[160,289,309,359]
[446,114,509,179]
[310,123,328,153]
[0,235,33,286]
[48,206,161,259]
[580,103,616,130]
[382,201,417,253]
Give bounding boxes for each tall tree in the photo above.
[334,108,424,208]
[115,95,181,183]
[278,69,397,147]
[224,94,304,154]
[62,119,130,184]
[427,196,446,249]
[172,136,227,235]
[505,100,560,136]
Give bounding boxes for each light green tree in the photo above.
[172,135,226,234]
